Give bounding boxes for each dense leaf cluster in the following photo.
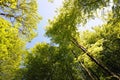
[0,0,41,41]
[0,17,24,80]
[0,0,40,80]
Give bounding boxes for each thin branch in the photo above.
[0,13,22,22]
[0,13,19,19]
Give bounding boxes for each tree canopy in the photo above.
[0,0,40,80]
[0,17,25,80]
[0,0,41,41]
[0,0,120,80]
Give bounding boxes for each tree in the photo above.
[24,0,120,80]
[24,43,82,80]
[45,0,120,79]
[0,0,41,41]
[0,0,41,79]
[81,23,120,79]
[0,17,24,80]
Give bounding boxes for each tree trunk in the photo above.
[71,50,95,80]
[71,37,120,79]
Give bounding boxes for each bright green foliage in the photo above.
[0,0,17,9]
[46,0,120,43]
[0,0,41,80]
[0,18,24,80]
[45,0,120,79]
[46,0,113,45]
[0,0,41,41]
[79,22,120,79]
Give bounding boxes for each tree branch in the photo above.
[0,13,16,18]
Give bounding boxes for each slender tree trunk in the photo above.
[71,37,120,79]
[71,50,95,80]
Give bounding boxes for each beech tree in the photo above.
[45,0,120,79]
[13,0,120,80]
[0,17,24,80]
[0,0,41,41]
[25,43,80,80]
[0,0,40,80]
[80,22,120,79]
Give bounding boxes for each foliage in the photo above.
[0,0,41,41]
[0,0,120,80]
[0,17,24,80]
[0,0,40,80]
[45,0,120,79]
[79,22,120,79]
[24,43,83,80]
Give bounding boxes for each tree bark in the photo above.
[71,50,95,80]
[71,37,120,79]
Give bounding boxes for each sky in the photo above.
[26,0,104,48]
[26,0,64,48]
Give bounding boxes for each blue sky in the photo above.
[26,0,104,48]
[26,0,63,48]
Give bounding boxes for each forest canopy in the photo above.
[0,0,120,80]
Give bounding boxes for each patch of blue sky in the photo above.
[26,0,63,48]
[78,18,104,32]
